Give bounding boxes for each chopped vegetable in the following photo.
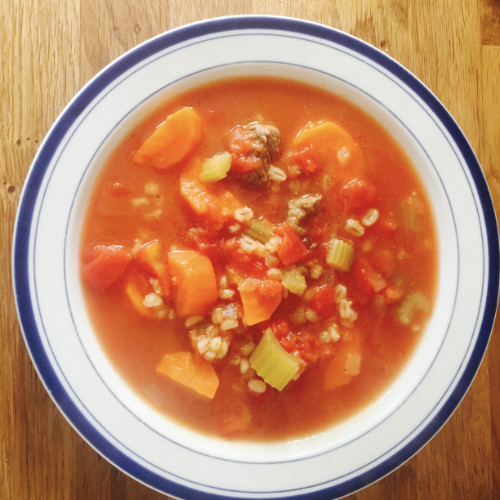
[168,250,217,317]
[249,328,300,391]
[397,290,429,325]
[125,273,167,319]
[291,121,365,177]
[199,152,232,182]
[156,351,219,399]
[133,107,202,169]
[340,178,376,212]
[275,224,309,265]
[136,239,171,296]
[326,239,354,272]
[281,266,307,295]
[81,245,132,289]
[238,278,282,326]
[287,147,320,174]
[244,219,275,243]
[310,285,337,318]
[352,257,387,301]
[180,159,243,224]
[323,330,361,390]
[399,195,424,232]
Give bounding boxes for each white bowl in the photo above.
[12,15,499,499]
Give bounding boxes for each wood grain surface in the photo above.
[1,1,499,499]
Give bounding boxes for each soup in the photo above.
[80,76,437,441]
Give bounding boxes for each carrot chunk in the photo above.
[238,278,282,326]
[167,250,217,317]
[291,121,364,178]
[133,107,202,169]
[275,224,309,265]
[156,351,219,399]
[179,159,243,224]
[82,245,132,289]
[323,330,362,391]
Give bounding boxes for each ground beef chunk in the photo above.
[228,122,280,185]
[286,194,322,234]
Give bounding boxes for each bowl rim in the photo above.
[12,14,500,499]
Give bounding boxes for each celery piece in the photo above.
[249,328,300,391]
[397,290,429,325]
[399,195,423,232]
[281,266,307,295]
[244,219,275,243]
[199,152,232,183]
[326,239,354,272]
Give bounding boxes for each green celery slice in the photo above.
[281,267,307,295]
[199,152,232,182]
[326,238,354,271]
[249,328,300,391]
[244,219,275,243]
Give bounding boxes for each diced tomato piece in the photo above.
[188,228,224,262]
[231,155,262,174]
[136,239,171,296]
[272,323,297,355]
[82,245,132,289]
[270,319,290,339]
[295,332,319,363]
[340,178,376,212]
[275,224,309,265]
[224,240,267,279]
[270,321,331,364]
[310,285,337,318]
[125,270,167,319]
[287,147,320,174]
[352,257,387,303]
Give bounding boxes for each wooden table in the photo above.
[2,1,499,498]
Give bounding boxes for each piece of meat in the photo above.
[286,194,322,234]
[246,123,280,162]
[228,122,280,184]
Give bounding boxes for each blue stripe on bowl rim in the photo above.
[12,15,499,499]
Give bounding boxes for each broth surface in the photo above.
[80,77,437,441]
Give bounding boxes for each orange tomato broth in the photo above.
[80,76,437,441]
